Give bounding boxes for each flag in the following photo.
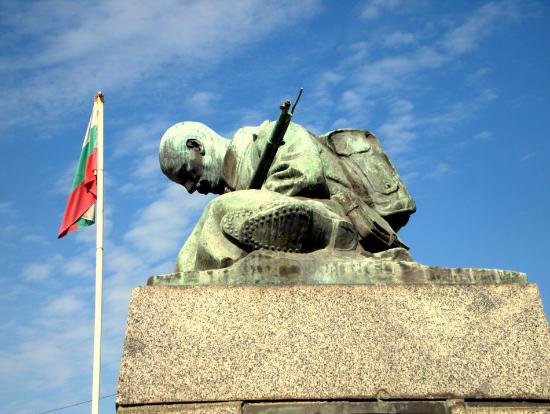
[58,102,99,238]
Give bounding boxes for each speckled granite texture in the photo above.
[117,284,550,407]
[117,401,550,414]
[117,402,242,414]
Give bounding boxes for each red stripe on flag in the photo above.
[62,222,80,238]
[84,148,98,197]
[58,149,98,238]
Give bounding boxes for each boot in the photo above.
[221,203,358,253]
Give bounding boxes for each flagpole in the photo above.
[92,91,104,414]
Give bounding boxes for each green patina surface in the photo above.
[148,248,527,287]
[159,120,417,276]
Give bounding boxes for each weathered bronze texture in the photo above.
[148,249,527,286]
[159,116,415,273]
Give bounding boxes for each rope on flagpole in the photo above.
[35,393,116,414]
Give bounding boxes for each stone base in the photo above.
[147,250,527,286]
[117,400,550,414]
[117,283,550,413]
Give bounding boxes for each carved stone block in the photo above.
[117,283,550,410]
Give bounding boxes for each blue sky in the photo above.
[1,1,549,413]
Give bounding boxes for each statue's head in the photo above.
[159,121,229,195]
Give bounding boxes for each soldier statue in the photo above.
[159,100,415,273]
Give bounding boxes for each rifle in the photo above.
[248,88,303,190]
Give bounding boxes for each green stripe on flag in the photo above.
[75,216,94,229]
[71,125,98,190]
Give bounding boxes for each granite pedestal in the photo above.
[117,260,550,413]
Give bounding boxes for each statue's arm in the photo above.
[262,125,329,198]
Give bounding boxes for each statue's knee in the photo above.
[208,191,253,214]
[206,194,230,217]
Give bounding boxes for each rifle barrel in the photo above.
[249,89,304,190]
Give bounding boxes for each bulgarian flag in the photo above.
[57,93,105,414]
[58,101,99,238]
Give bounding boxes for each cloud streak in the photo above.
[308,1,522,159]
[442,1,521,55]
[0,0,320,131]
[360,0,410,21]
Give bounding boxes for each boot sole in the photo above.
[222,204,357,252]
[242,205,312,252]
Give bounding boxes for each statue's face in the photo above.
[160,121,228,195]
[176,145,210,194]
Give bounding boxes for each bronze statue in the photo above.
[159,105,416,273]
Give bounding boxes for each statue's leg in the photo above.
[175,190,358,272]
[177,190,286,272]
[221,194,358,253]
[174,201,211,272]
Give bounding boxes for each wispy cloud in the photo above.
[43,294,83,316]
[0,0,321,131]
[421,89,498,130]
[343,1,521,99]
[52,163,77,196]
[360,0,409,21]
[315,0,516,156]
[0,224,17,249]
[133,154,163,180]
[124,184,210,258]
[113,119,168,159]
[389,99,415,115]
[0,201,13,215]
[110,119,172,196]
[383,31,417,48]
[376,113,417,155]
[63,256,95,277]
[519,152,536,162]
[357,46,447,93]
[424,162,455,179]
[465,67,492,86]
[442,1,521,55]
[473,131,492,141]
[21,263,53,281]
[184,91,221,117]
[0,287,93,392]
[21,234,48,245]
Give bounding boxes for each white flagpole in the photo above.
[92,91,104,414]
